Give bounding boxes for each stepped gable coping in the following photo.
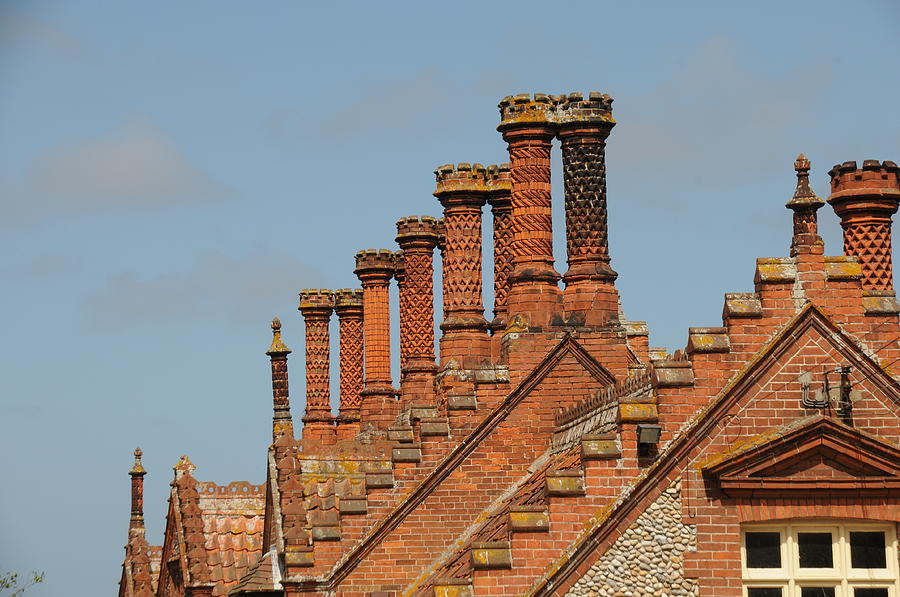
[434,163,490,195]
[282,335,608,589]
[228,549,281,595]
[824,255,863,281]
[415,448,581,594]
[622,320,648,337]
[723,292,762,318]
[755,257,797,283]
[529,303,900,595]
[555,370,653,428]
[649,349,694,387]
[863,289,900,315]
[687,327,730,354]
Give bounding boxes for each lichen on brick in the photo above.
[566,480,697,597]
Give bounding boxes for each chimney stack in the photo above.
[333,288,364,437]
[497,94,562,330]
[129,447,146,531]
[395,216,441,402]
[434,164,491,367]
[354,249,398,429]
[486,163,513,332]
[297,289,336,444]
[265,317,293,442]
[828,160,900,290]
[556,92,619,326]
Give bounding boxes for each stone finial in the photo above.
[129,447,146,476]
[786,153,824,209]
[173,454,196,474]
[266,317,292,356]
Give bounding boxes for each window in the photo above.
[742,522,899,597]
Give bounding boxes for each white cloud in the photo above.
[84,251,325,328]
[4,117,231,227]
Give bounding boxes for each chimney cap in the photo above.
[434,163,490,196]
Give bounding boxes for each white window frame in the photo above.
[741,521,899,597]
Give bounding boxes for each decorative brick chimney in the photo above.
[393,250,408,373]
[434,163,491,367]
[486,163,513,332]
[297,289,336,444]
[828,160,900,290]
[556,92,619,326]
[333,288,364,436]
[497,94,562,329]
[265,317,293,442]
[395,216,441,402]
[354,249,398,429]
[786,154,825,257]
[129,447,146,531]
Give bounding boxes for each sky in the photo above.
[0,1,898,595]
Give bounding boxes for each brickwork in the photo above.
[117,93,900,597]
[434,163,491,367]
[354,249,398,429]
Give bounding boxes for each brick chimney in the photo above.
[333,288,364,437]
[556,92,619,326]
[828,160,900,290]
[354,249,398,429]
[434,163,491,367]
[395,216,441,402]
[297,289,336,444]
[497,94,562,329]
[129,447,146,531]
[486,163,513,332]
[393,250,408,373]
[265,317,293,442]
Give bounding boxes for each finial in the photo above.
[787,153,823,208]
[129,447,146,476]
[173,454,196,473]
[266,317,291,356]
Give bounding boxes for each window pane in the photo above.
[798,533,833,568]
[748,588,782,597]
[850,532,887,569]
[800,588,835,597]
[854,589,888,597]
[746,532,782,568]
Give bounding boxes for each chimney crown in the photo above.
[555,91,615,125]
[396,215,441,245]
[298,289,335,311]
[486,163,512,198]
[354,249,396,277]
[434,163,490,195]
[498,93,557,129]
[828,160,900,199]
[333,288,363,308]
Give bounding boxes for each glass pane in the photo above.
[746,532,782,568]
[850,532,886,569]
[798,533,833,568]
[800,588,835,597]
[748,588,782,597]
[854,589,888,597]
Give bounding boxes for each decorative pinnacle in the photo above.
[786,153,823,209]
[266,317,292,356]
[173,454,196,474]
[129,447,146,476]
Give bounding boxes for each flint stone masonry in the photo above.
[566,481,697,597]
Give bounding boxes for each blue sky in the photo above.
[0,1,898,595]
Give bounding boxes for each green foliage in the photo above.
[0,571,45,597]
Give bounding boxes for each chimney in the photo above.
[354,249,398,429]
[497,94,562,329]
[828,160,900,290]
[393,250,408,373]
[433,163,491,367]
[297,289,336,444]
[786,154,825,257]
[556,92,619,326]
[395,216,441,402]
[265,317,293,442]
[333,288,364,436]
[486,163,513,332]
[129,447,146,531]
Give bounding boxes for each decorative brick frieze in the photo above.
[333,289,364,430]
[354,249,398,429]
[266,317,294,441]
[298,289,336,443]
[828,159,900,290]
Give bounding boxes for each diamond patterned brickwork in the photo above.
[334,289,364,417]
[395,216,440,373]
[560,129,611,269]
[487,164,512,325]
[828,159,900,290]
[298,289,335,422]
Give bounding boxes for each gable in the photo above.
[703,415,900,496]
